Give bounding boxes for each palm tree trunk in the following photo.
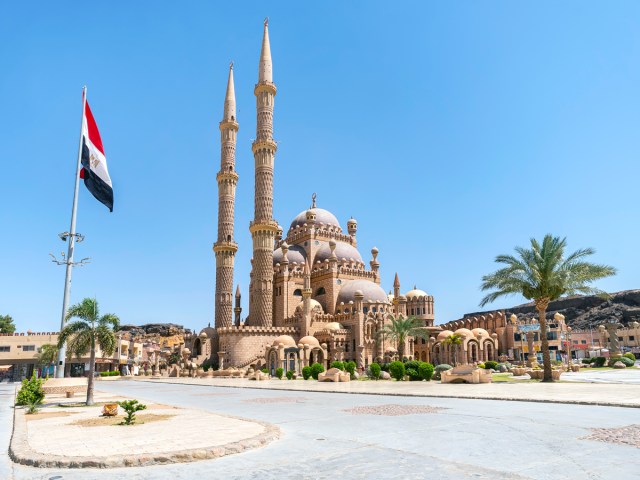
[87,336,96,406]
[536,301,553,382]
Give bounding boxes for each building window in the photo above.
[316,287,326,295]
[547,332,557,340]
[0,346,9,352]
[293,289,302,296]
[581,340,587,344]
[23,345,35,352]
[363,307,368,314]
[630,336,635,341]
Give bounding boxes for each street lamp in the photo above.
[566,327,572,369]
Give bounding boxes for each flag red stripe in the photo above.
[84,101,105,156]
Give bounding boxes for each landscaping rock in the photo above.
[380,371,391,380]
[613,361,627,369]
[499,365,508,373]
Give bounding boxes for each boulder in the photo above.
[499,365,508,373]
[613,361,627,369]
[380,371,391,380]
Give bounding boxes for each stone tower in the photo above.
[248,19,278,327]
[213,63,239,328]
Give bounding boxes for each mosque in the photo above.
[191,21,498,375]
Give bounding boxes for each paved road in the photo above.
[1,381,639,479]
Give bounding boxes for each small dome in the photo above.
[387,291,395,303]
[336,280,390,306]
[298,335,320,347]
[290,208,341,231]
[272,335,296,347]
[273,244,307,265]
[325,322,344,331]
[437,330,454,341]
[295,299,324,314]
[454,328,474,338]
[314,241,363,263]
[405,287,429,300]
[472,328,490,338]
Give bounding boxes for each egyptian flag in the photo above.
[80,100,113,211]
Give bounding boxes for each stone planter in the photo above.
[552,370,562,380]
[528,370,543,380]
[511,368,527,376]
[102,403,118,416]
[570,365,581,372]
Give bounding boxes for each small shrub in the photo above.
[261,368,268,374]
[369,362,381,380]
[345,361,356,379]
[16,373,45,406]
[202,359,211,372]
[302,366,312,380]
[286,370,294,380]
[389,361,405,381]
[100,371,120,377]
[610,356,634,367]
[117,399,147,425]
[593,357,606,367]
[484,361,499,370]
[581,358,591,365]
[330,361,345,371]
[310,363,324,380]
[477,362,486,369]
[623,353,636,361]
[404,360,420,371]
[434,364,453,380]
[418,362,434,381]
[380,362,390,372]
[26,399,40,414]
[275,367,284,379]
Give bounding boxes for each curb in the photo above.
[9,404,280,469]
[142,378,640,409]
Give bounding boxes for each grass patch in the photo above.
[71,413,175,427]
[491,373,539,383]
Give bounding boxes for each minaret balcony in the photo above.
[254,82,277,95]
[249,220,280,235]
[216,171,239,183]
[213,241,239,253]
[218,120,239,131]
[251,139,277,154]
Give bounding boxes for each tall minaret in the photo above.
[248,19,278,327]
[213,63,239,328]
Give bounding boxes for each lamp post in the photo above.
[566,327,572,369]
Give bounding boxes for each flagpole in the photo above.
[55,86,87,378]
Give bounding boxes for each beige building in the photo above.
[193,21,441,375]
[0,331,143,380]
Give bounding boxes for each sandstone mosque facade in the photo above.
[193,21,499,374]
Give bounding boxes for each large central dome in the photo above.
[289,208,341,231]
[336,279,390,305]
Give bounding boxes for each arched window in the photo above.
[363,307,369,314]
[293,289,302,296]
[316,287,326,295]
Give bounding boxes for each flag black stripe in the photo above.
[81,137,114,212]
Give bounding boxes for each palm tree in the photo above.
[442,333,463,366]
[37,344,58,378]
[57,298,119,405]
[480,234,616,382]
[377,315,429,360]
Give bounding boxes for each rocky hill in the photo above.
[462,290,640,330]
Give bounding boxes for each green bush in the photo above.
[623,353,636,361]
[369,362,381,380]
[16,373,45,406]
[484,361,499,370]
[389,361,405,381]
[380,362,390,372]
[406,368,419,381]
[302,366,312,380]
[310,363,324,380]
[581,358,591,365]
[418,362,434,381]
[330,361,345,371]
[261,368,268,374]
[117,399,147,425]
[404,360,420,371]
[202,359,211,372]
[610,356,635,367]
[275,367,284,379]
[100,371,120,377]
[477,362,486,369]
[345,361,356,379]
[434,364,453,380]
[593,357,606,367]
[286,370,295,380]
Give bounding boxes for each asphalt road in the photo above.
[1,381,639,479]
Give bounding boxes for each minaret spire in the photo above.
[213,62,240,329]
[248,20,278,327]
[259,18,273,84]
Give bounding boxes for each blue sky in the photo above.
[2,2,639,333]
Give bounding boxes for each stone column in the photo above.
[526,331,538,367]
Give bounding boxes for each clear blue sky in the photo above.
[2,2,639,333]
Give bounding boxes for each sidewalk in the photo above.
[9,390,279,468]
[137,375,640,408]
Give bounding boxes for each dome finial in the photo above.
[311,192,317,208]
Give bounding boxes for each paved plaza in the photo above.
[2,379,640,479]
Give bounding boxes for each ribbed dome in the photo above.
[295,299,324,313]
[314,241,363,264]
[405,288,429,300]
[273,244,307,265]
[289,208,341,231]
[298,335,320,347]
[336,280,390,306]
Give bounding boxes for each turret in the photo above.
[234,284,242,325]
